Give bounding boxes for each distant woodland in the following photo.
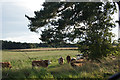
[1,40,77,49]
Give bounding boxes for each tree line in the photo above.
[1,40,77,49]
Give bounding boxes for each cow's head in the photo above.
[9,65,12,68]
[44,60,52,65]
[48,60,52,65]
[8,62,12,68]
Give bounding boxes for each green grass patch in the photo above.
[2,50,120,80]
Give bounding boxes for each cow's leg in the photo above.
[32,63,35,69]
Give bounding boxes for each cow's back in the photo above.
[32,60,49,68]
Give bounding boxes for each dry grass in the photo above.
[10,47,78,52]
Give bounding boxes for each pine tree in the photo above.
[26,2,117,60]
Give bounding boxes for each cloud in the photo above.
[2,32,41,43]
[1,1,44,43]
[1,0,45,11]
[112,25,119,40]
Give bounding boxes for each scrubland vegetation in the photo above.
[2,49,120,80]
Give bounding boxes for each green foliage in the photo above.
[1,40,77,49]
[26,2,117,60]
[118,38,120,43]
[112,44,120,56]
[1,40,37,49]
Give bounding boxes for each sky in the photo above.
[0,0,45,43]
[0,0,119,43]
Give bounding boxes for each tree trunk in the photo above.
[117,2,120,40]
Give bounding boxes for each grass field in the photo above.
[1,48,120,80]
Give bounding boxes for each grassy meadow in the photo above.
[1,49,120,80]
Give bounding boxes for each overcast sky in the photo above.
[0,0,119,43]
[0,0,45,43]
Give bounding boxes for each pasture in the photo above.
[1,48,120,80]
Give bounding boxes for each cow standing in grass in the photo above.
[58,57,64,65]
[70,57,84,67]
[66,55,71,64]
[32,60,51,68]
[0,62,12,68]
[70,57,77,66]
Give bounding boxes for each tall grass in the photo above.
[2,50,120,80]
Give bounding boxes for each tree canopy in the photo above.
[26,2,117,60]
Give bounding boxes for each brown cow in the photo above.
[76,59,84,63]
[71,63,83,67]
[66,55,71,64]
[70,58,84,67]
[70,57,77,63]
[32,60,51,68]
[0,62,12,68]
[58,57,64,65]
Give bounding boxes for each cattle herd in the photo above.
[0,54,85,69]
